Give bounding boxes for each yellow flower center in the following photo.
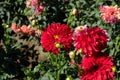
[54,35,59,39]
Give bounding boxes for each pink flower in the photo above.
[41,23,73,54]
[20,25,33,36]
[35,5,45,15]
[73,26,109,56]
[32,0,39,6]
[26,0,44,16]
[78,53,115,80]
[99,5,120,24]
[11,23,21,33]
[11,23,41,37]
[36,5,44,12]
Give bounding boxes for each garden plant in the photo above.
[0,0,120,80]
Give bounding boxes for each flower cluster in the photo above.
[11,23,41,37]
[26,0,45,16]
[74,25,115,80]
[41,23,73,54]
[99,5,120,24]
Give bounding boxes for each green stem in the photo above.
[56,72,60,80]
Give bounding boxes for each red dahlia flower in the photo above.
[99,5,120,24]
[78,54,115,80]
[41,23,73,54]
[74,26,109,56]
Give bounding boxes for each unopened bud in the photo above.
[6,25,9,28]
[112,66,116,72]
[76,26,83,30]
[75,25,87,33]
[79,48,82,53]
[76,48,82,55]
[66,76,72,80]
[69,51,75,59]
[32,20,37,25]
[72,9,78,15]
[55,43,61,48]
[116,36,119,40]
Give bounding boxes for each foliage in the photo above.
[0,0,120,80]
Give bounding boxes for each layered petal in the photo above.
[78,53,115,80]
[99,5,120,24]
[74,26,109,56]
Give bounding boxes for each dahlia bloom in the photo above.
[35,5,45,16]
[99,5,120,24]
[41,23,73,54]
[73,26,109,56]
[11,23,41,37]
[20,25,34,36]
[78,54,115,80]
[36,5,44,12]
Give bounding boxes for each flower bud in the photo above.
[66,76,72,80]
[72,9,78,15]
[69,51,75,59]
[116,36,119,40]
[79,48,82,53]
[75,25,87,34]
[32,20,37,25]
[55,43,61,48]
[76,48,82,55]
[6,25,9,28]
[112,66,116,72]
